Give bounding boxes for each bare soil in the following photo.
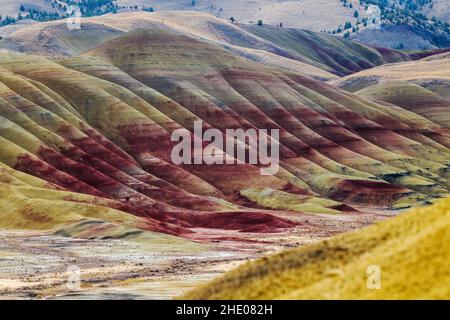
[0,207,393,299]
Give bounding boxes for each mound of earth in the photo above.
[0,26,449,243]
[184,197,450,299]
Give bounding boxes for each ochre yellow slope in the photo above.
[184,197,450,299]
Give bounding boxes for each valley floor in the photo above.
[0,207,392,299]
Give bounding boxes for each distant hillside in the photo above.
[1,1,450,49]
[1,25,449,242]
[242,24,411,76]
[184,197,450,299]
[0,0,117,24]
[1,12,442,78]
[0,0,62,18]
[424,0,450,22]
[349,0,450,49]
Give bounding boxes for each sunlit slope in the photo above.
[0,27,449,239]
[185,197,450,300]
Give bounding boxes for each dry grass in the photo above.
[184,197,450,299]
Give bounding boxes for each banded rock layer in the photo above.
[0,26,449,240]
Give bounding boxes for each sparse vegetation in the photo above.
[185,197,450,299]
[330,0,450,48]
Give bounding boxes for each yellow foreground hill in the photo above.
[184,197,450,300]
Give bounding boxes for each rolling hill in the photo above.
[333,58,450,128]
[2,1,450,50]
[0,11,449,299]
[1,11,445,78]
[184,196,450,299]
[0,21,449,241]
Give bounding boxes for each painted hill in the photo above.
[333,58,450,128]
[241,24,413,76]
[334,57,450,97]
[2,1,450,50]
[184,197,450,299]
[0,25,449,244]
[1,11,442,79]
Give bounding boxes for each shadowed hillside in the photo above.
[184,197,450,300]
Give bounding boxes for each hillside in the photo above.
[1,1,450,49]
[335,57,450,95]
[0,11,449,299]
[0,26,449,240]
[424,0,450,22]
[0,0,368,31]
[349,0,450,49]
[333,58,450,128]
[0,0,62,18]
[1,11,441,78]
[242,24,413,76]
[184,196,450,299]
